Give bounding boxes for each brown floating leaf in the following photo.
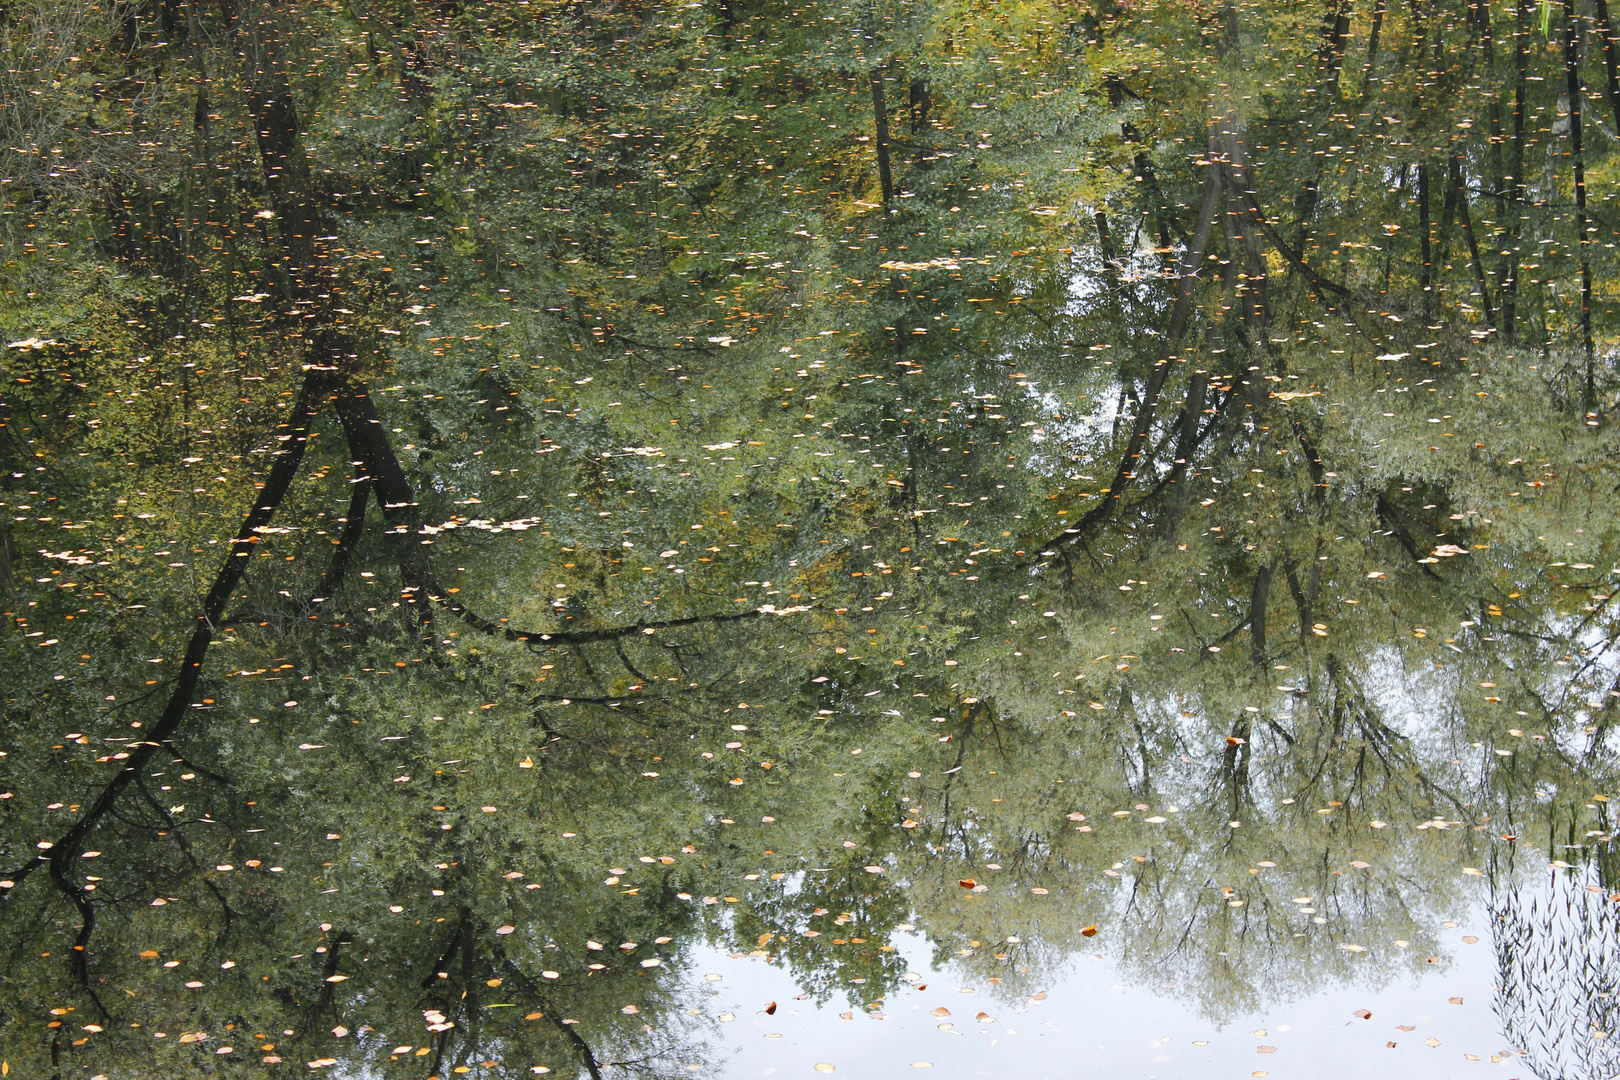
[1080,925,1098,937]
[1449,997,1464,1005]
[764,1002,777,1015]
[1257,1046,1277,1054]
[1354,1010,1372,1020]
[959,879,977,889]
[930,1007,950,1018]
[1397,1025,1416,1032]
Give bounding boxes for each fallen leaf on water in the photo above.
[1354,1010,1372,1020]
[1257,1046,1277,1054]
[1426,1037,1442,1047]
[765,1002,777,1015]
[1449,997,1464,1004]
[1080,925,1098,937]
[930,1007,950,1018]
[959,879,977,889]
[814,1066,836,1074]
[1397,1025,1416,1032]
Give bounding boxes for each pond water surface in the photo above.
[4,0,1620,1077]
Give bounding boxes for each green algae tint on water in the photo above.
[3,0,1620,1075]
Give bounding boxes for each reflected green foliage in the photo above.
[4,0,1620,1075]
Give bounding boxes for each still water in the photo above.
[4,0,1620,1076]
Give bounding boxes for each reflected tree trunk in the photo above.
[1596,0,1620,136]
[1250,561,1274,667]
[1045,154,1223,552]
[1502,0,1530,337]
[1450,154,1495,328]
[870,70,894,207]
[1418,161,1432,298]
[1563,0,1596,403]
[1363,0,1389,92]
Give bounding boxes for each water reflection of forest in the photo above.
[5,0,1620,1074]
